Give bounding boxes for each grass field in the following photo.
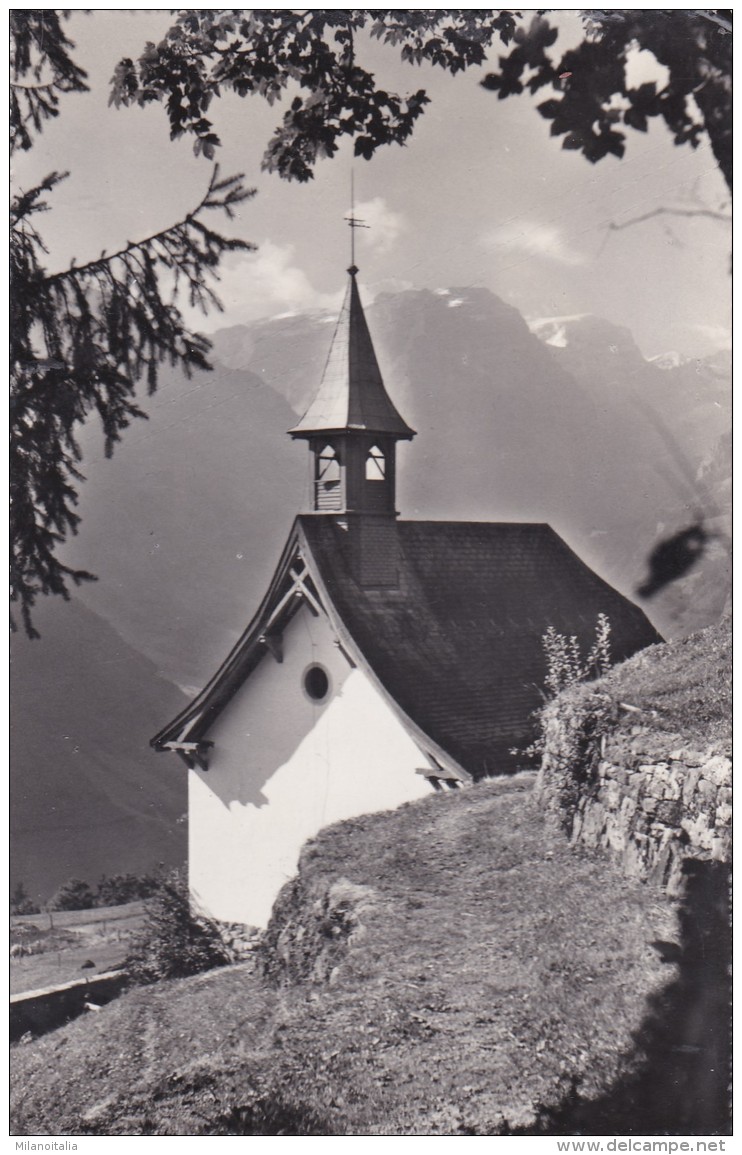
[11,776,691,1136]
[10,902,145,995]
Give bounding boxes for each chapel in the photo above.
[152,263,661,928]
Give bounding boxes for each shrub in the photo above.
[126,870,232,984]
[512,614,613,768]
[11,882,41,915]
[95,872,160,907]
[542,613,612,698]
[48,877,96,911]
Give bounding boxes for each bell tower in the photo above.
[288,264,415,520]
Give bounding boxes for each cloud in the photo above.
[690,322,731,350]
[482,219,587,267]
[193,241,342,329]
[185,203,406,330]
[352,198,406,254]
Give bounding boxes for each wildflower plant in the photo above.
[512,614,613,766]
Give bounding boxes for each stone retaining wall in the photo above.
[536,715,731,894]
[216,921,263,964]
[10,971,129,1042]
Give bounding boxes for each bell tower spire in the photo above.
[288,263,415,518]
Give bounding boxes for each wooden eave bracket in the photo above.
[415,766,465,790]
[163,740,214,772]
[262,560,323,637]
[259,632,284,663]
[333,637,356,668]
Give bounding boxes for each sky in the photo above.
[13,8,732,358]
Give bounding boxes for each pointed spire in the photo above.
[289,267,415,439]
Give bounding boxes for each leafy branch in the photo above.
[482,11,732,192]
[110,11,731,192]
[511,614,613,769]
[110,9,519,180]
[608,205,731,232]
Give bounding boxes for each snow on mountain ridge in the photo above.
[648,350,690,370]
[527,314,590,347]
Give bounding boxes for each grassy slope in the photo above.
[11,777,678,1136]
[596,618,731,749]
[11,901,146,929]
[11,943,130,997]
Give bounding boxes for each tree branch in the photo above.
[40,166,255,285]
[608,206,731,231]
[10,79,60,92]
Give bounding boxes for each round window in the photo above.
[303,664,330,702]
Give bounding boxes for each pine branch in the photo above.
[42,166,254,285]
[10,10,89,153]
[11,164,257,634]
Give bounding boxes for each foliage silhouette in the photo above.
[114,10,732,189]
[126,870,232,984]
[110,10,518,180]
[10,11,255,635]
[482,10,731,193]
[11,881,41,916]
[48,877,96,911]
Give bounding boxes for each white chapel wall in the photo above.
[188,602,433,927]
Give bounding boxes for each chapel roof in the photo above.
[300,518,661,775]
[288,267,415,439]
[152,517,662,778]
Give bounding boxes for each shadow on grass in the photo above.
[211,1099,335,1136]
[519,858,732,1136]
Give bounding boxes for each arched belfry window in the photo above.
[365,445,386,481]
[317,444,340,483]
[315,444,341,510]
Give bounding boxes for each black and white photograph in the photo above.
[10,7,731,1139]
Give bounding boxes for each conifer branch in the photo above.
[11,155,257,632]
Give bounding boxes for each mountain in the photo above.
[647,348,731,374]
[61,360,306,689]
[529,314,730,471]
[10,596,189,904]
[523,311,730,637]
[527,312,590,349]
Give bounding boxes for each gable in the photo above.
[152,525,471,782]
[152,531,327,753]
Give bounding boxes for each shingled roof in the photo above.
[288,268,415,439]
[152,516,662,779]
